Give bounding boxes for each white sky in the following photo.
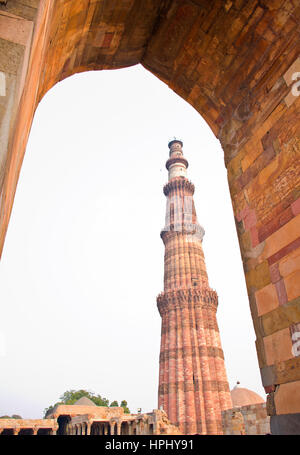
[0,64,264,419]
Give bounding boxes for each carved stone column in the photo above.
[110,421,116,435]
[86,422,91,435]
[117,422,121,435]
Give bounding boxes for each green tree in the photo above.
[109,400,119,407]
[58,389,109,407]
[120,400,130,414]
[44,390,130,417]
[0,415,22,419]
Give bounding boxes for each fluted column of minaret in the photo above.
[157,140,232,434]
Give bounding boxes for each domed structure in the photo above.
[73,396,96,406]
[231,382,265,407]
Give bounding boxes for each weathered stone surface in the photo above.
[285,270,300,302]
[0,39,24,74]
[275,357,300,385]
[260,365,276,388]
[274,381,300,415]
[255,283,278,317]
[262,215,300,261]
[245,260,271,294]
[263,328,293,366]
[271,413,300,436]
[261,298,300,337]
[222,402,270,435]
[0,0,38,21]
[0,418,58,435]
[0,406,180,436]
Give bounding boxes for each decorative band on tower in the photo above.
[157,139,232,434]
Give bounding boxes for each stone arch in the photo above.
[1,429,15,435]
[92,422,102,435]
[57,415,71,435]
[148,423,154,435]
[0,0,300,434]
[18,428,34,435]
[120,421,129,435]
[37,428,52,435]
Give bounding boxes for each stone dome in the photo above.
[231,382,265,407]
[73,396,96,406]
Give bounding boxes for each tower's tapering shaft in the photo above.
[157,140,232,434]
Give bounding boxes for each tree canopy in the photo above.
[44,389,130,417]
[120,400,130,414]
[0,414,22,419]
[109,400,118,407]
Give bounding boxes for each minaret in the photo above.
[157,139,232,434]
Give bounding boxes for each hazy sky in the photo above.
[0,64,264,419]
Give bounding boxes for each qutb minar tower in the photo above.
[157,139,232,434]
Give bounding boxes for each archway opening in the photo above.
[121,421,129,435]
[18,428,34,435]
[1,429,14,435]
[37,428,52,435]
[148,423,154,435]
[0,65,263,420]
[57,415,71,435]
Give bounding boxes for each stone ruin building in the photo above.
[0,397,180,436]
[0,384,269,436]
[221,382,270,435]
